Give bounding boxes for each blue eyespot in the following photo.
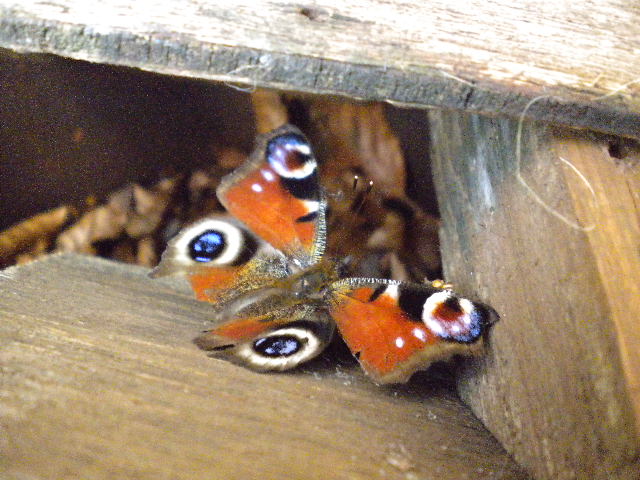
[254,335,302,357]
[188,230,225,262]
[266,133,311,173]
[267,133,307,156]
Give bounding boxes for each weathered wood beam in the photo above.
[0,1,639,138]
[429,110,640,480]
[0,254,529,480]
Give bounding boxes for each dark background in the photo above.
[0,49,436,230]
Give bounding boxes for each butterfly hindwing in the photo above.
[193,307,335,372]
[150,216,288,306]
[217,125,327,267]
[328,279,497,384]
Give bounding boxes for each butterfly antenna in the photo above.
[365,180,373,194]
[351,178,374,217]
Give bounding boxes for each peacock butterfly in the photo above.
[151,125,497,384]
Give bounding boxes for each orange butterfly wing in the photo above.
[329,280,496,384]
[152,126,499,380]
[193,309,335,372]
[217,125,326,265]
[150,216,288,305]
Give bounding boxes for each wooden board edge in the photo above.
[0,9,639,140]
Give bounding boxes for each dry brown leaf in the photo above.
[189,170,212,192]
[3,97,440,281]
[0,206,71,266]
[378,197,441,277]
[302,98,441,280]
[55,186,132,254]
[251,89,289,133]
[53,177,179,261]
[405,209,441,277]
[136,236,157,267]
[125,178,177,238]
[184,170,223,222]
[384,252,411,282]
[294,97,429,278]
[15,237,50,265]
[368,210,404,251]
[306,98,407,198]
[214,147,246,170]
[110,238,137,264]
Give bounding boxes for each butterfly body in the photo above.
[152,125,497,384]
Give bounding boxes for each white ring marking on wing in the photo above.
[236,326,322,370]
[173,218,245,266]
[422,290,455,336]
[269,151,317,179]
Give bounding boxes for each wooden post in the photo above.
[429,110,640,480]
[0,254,528,480]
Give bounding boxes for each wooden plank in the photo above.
[0,254,529,480]
[0,1,639,139]
[554,134,640,410]
[428,110,640,480]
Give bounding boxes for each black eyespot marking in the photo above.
[266,132,320,200]
[254,335,305,357]
[188,230,225,262]
[443,303,496,344]
[429,296,489,344]
[442,296,462,313]
[296,211,319,223]
[230,230,258,266]
[368,284,387,303]
[440,311,483,344]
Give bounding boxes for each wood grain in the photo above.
[553,135,640,420]
[0,1,639,138]
[429,110,640,480]
[0,254,528,480]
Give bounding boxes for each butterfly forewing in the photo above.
[328,279,497,384]
[217,125,326,267]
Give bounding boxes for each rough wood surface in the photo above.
[0,254,528,480]
[429,110,640,480]
[0,1,639,139]
[554,135,640,410]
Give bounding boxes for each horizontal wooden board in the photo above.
[0,254,529,480]
[0,1,639,138]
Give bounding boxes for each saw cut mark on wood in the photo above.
[429,110,639,480]
[0,254,529,480]
[0,1,639,138]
